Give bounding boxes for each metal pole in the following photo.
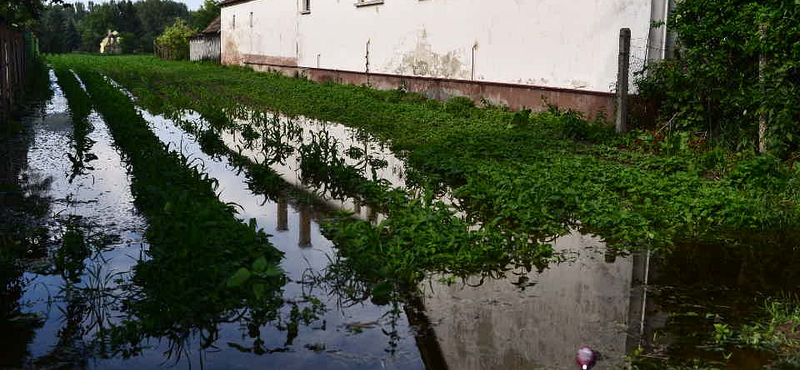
[616,28,631,134]
[758,24,768,154]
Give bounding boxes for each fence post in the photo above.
[616,28,631,134]
[758,24,768,154]
[0,31,6,122]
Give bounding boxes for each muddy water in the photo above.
[3,71,799,370]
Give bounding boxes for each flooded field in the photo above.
[2,69,799,369]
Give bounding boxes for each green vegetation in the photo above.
[30,0,211,54]
[154,18,194,60]
[48,61,288,352]
[637,0,800,157]
[47,55,800,253]
[631,297,800,369]
[736,298,800,364]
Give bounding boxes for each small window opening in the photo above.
[232,14,236,29]
[302,0,310,13]
[249,12,253,27]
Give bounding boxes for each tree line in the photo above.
[32,0,219,54]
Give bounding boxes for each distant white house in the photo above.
[218,0,673,117]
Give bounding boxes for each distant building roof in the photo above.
[219,0,256,7]
[190,16,221,40]
[201,16,221,34]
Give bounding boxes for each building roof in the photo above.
[201,16,221,34]
[190,16,221,39]
[219,0,256,7]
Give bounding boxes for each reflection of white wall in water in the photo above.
[219,111,409,223]
[421,233,635,369]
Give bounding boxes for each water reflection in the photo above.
[2,70,148,369]
[215,107,455,224]
[128,98,426,369]
[420,232,638,369]
[5,71,793,369]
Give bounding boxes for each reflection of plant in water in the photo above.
[249,113,300,166]
[54,216,91,283]
[54,69,98,183]
[0,174,52,369]
[298,129,392,204]
[0,60,55,369]
[46,66,294,361]
[345,142,390,181]
[300,261,412,355]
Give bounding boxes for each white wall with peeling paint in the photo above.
[222,0,653,92]
[221,0,297,65]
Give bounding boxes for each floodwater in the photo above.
[1,70,798,369]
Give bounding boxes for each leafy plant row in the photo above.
[46,54,800,254]
[49,63,287,353]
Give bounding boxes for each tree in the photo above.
[155,18,194,60]
[134,0,189,52]
[191,0,219,30]
[77,2,115,52]
[64,19,81,51]
[0,0,64,28]
[37,5,68,53]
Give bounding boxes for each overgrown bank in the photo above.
[47,55,800,252]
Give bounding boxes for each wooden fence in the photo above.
[153,41,189,61]
[0,24,27,123]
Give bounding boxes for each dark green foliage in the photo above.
[0,0,64,27]
[191,0,219,30]
[32,0,188,54]
[154,18,194,60]
[637,0,800,157]
[443,95,476,117]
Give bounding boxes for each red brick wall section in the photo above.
[244,60,615,120]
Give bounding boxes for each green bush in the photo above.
[155,19,195,60]
[636,0,800,157]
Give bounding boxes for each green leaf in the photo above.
[226,267,251,288]
[252,256,268,273]
[253,283,265,299]
[262,265,283,278]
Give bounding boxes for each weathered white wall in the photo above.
[221,0,298,65]
[222,0,651,92]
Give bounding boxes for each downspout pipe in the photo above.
[646,0,667,65]
[664,0,677,59]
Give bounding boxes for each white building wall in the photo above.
[221,0,298,65]
[222,0,651,92]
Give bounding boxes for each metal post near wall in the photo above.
[616,28,631,134]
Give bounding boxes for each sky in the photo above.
[64,0,205,11]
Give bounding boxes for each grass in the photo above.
[737,298,800,365]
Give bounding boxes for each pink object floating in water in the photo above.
[575,346,597,369]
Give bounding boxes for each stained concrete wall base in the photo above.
[246,62,615,120]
